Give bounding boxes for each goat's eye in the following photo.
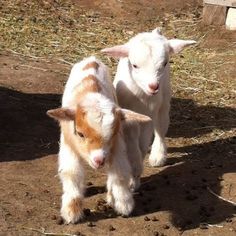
[77,132,85,138]
[132,64,138,69]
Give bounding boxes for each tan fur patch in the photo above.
[74,75,101,102]
[75,107,104,150]
[83,61,99,71]
[68,197,83,216]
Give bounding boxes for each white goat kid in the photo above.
[47,56,153,223]
[102,29,196,167]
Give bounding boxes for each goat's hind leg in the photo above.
[107,138,134,216]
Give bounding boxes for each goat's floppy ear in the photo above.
[101,44,129,58]
[168,39,196,54]
[47,107,75,121]
[119,108,152,123]
[152,27,162,35]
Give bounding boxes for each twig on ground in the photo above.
[207,187,236,206]
[8,49,46,60]
[20,65,48,72]
[23,227,78,236]
[57,58,73,66]
[200,222,223,228]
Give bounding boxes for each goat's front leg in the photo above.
[149,108,168,167]
[58,140,85,224]
[106,137,134,216]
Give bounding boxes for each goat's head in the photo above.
[47,93,121,169]
[102,28,196,96]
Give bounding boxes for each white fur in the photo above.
[102,29,196,167]
[58,136,85,223]
[50,56,136,223]
[121,109,153,191]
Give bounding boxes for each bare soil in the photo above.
[0,0,236,236]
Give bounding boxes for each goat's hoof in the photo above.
[130,178,141,192]
[61,198,84,224]
[61,210,84,224]
[149,154,166,167]
[114,197,134,216]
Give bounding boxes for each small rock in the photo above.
[163,224,170,229]
[144,216,150,221]
[56,216,64,225]
[87,221,95,227]
[51,215,57,220]
[87,181,93,186]
[151,216,159,222]
[226,217,232,223]
[74,231,83,236]
[108,225,116,231]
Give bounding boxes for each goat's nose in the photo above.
[94,156,105,167]
[148,83,159,91]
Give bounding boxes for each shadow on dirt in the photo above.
[116,80,236,139]
[85,137,235,230]
[1,85,235,159]
[134,137,236,230]
[0,86,61,162]
[169,97,236,138]
[1,86,235,230]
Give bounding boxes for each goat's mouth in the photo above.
[146,89,159,96]
[89,159,105,169]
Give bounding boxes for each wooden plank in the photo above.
[203,4,227,25]
[204,0,236,7]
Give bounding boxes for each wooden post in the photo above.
[203,3,227,25]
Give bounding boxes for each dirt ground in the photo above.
[0,0,236,236]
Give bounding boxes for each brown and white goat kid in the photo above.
[102,29,196,167]
[47,56,153,224]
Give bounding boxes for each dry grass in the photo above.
[0,0,235,147]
